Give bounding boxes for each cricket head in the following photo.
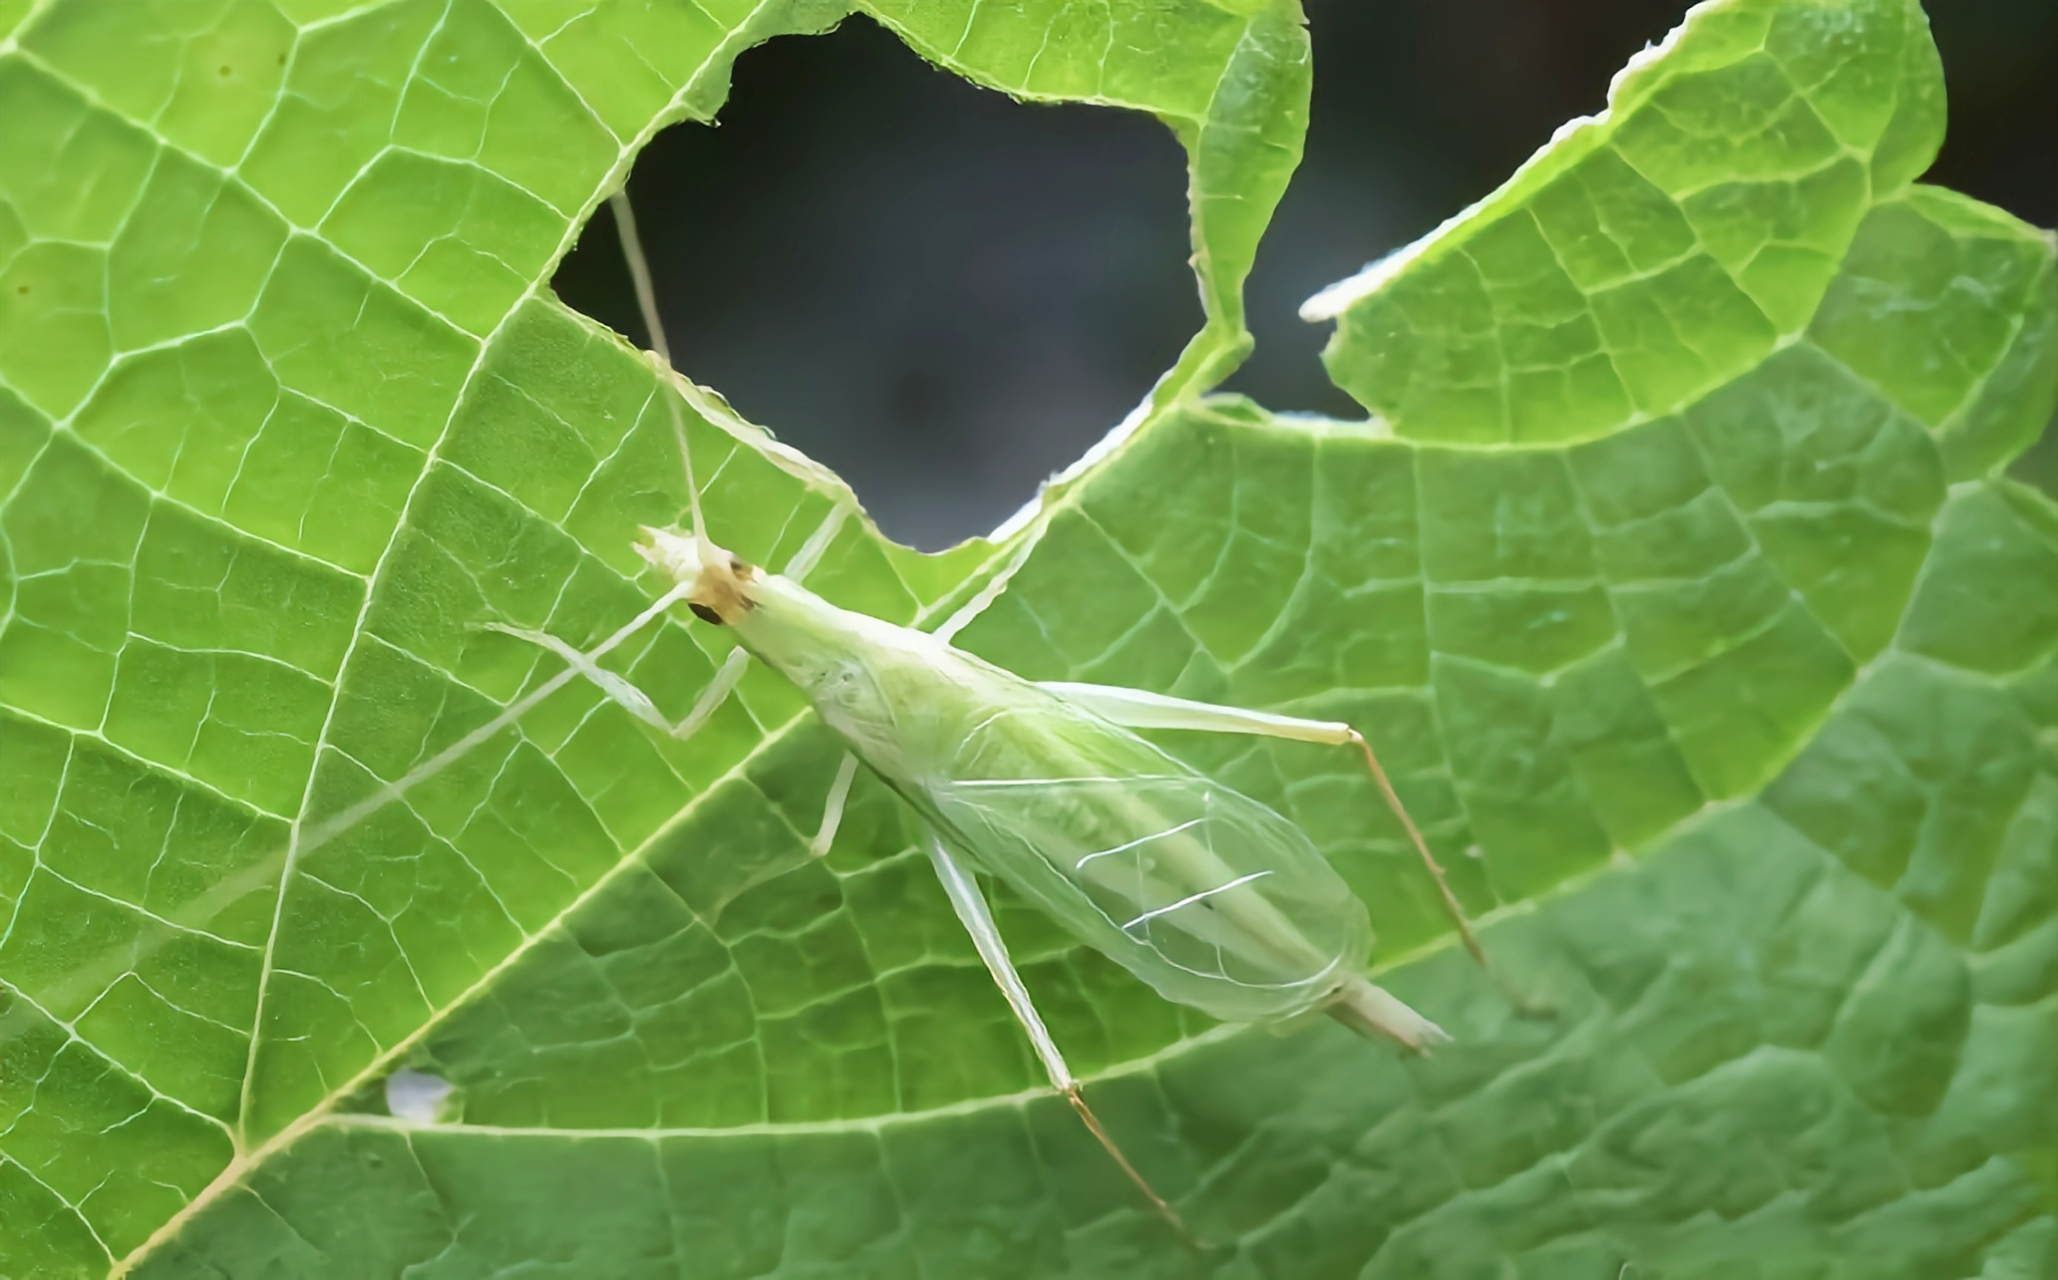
[636,525,758,625]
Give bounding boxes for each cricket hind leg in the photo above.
[924,834,1194,1244]
[1038,682,1488,972]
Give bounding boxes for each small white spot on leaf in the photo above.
[385,1069,454,1124]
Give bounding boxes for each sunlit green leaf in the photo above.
[1,0,2053,1276]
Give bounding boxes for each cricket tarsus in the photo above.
[1349,729,1553,1019]
[922,837,1190,1241]
[1347,729,1487,970]
[1064,1087,1197,1247]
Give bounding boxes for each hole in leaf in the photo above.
[552,17,1200,551]
[1231,0,1697,418]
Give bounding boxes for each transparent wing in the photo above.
[927,709,1369,1024]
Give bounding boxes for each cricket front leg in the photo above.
[923,834,1192,1243]
[1039,682,1487,971]
[487,625,753,744]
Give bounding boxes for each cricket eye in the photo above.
[689,603,723,626]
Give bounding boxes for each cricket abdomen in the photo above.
[930,747,1370,1023]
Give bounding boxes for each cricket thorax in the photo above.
[635,525,760,626]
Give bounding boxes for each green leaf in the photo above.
[0,0,2053,1277]
[0,0,1307,1273]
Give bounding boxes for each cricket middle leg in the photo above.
[809,753,859,856]
[924,834,1191,1243]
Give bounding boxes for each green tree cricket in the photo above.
[635,524,1465,1047]
[483,192,1490,1233]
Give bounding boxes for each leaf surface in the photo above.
[0,1,2054,1277]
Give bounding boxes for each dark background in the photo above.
[552,0,2058,551]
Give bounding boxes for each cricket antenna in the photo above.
[610,186,713,563]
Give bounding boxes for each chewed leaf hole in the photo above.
[550,16,1200,551]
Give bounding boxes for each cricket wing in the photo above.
[927,731,1370,1024]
